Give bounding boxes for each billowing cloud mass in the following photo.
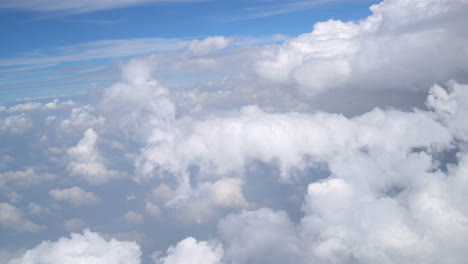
[154,237,223,264]
[218,208,300,263]
[66,129,121,185]
[8,230,141,264]
[61,106,104,133]
[2,0,468,264]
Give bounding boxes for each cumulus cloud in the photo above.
[6,192,23,203]
[154,237,223,264]
[99,63,175,142]
[7,102,42,112]
[3,0,468,263]
[49,187,100,207]
[97,0,468,112]
[218,208,300,263]
[213,150,468,263]
[202,178,248,208]
[89,0,468,228]
[148,184,175,203]
[66,128,121,185]
[109,16,468,263]
[136,99,452,208]
[0,168,56,189]
[144,202,161,219]
[168,177,250,223]
[427,81,468,141]
[28,203,51,216]
[154,80,467,264]
[60,105,105,132]
[124,211,145,224]
[8,229,141,264]
[5,100,75,113]
[0,114,33,134]
[0,203,42,232]
[252,0,468,97]
[64,218,86,232]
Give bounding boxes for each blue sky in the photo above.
[0,0,378,103]
[0,0,377,51]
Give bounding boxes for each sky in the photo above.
[1,0,468,264]
[0,0,379,104]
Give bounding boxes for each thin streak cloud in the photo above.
[0,0,209,14]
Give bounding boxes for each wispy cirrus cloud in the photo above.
[0,0,208,14]
[0,34,289,68]
[222,0,376,22]
[0,38,191,68]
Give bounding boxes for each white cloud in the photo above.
[99,65,176,142]
[148,184,175,203]
[66,128,121,185]
[154,237,223,264]
[60,105,105,132]
[3,0,468,263]
[218,208,300,263]
[6,100,75,113]
[203,178,248,208]
[124,211,144,224]
[249,0,468,96]
[64,218,86,232]
[98,0,468,107]
[0,168,56,189]
[199,80,468,264]
[0,114,33,134]
[427,81,468,142]
[7,102,42,112]
[167,178,249,223]
[8,229,141,264]
[184,36,232,57]
[6,192,23,203]
[85,0,468,259]
[101,231,153,249]
[49,187,100,207]
[136,101,451,199]
[145,202,161,219]
[102,12,468,260]
[0,203,42,232]
[295,157,468,263]
[27,203,51,216]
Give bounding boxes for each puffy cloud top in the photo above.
[8,229,141,264]
[154,237,223,264]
